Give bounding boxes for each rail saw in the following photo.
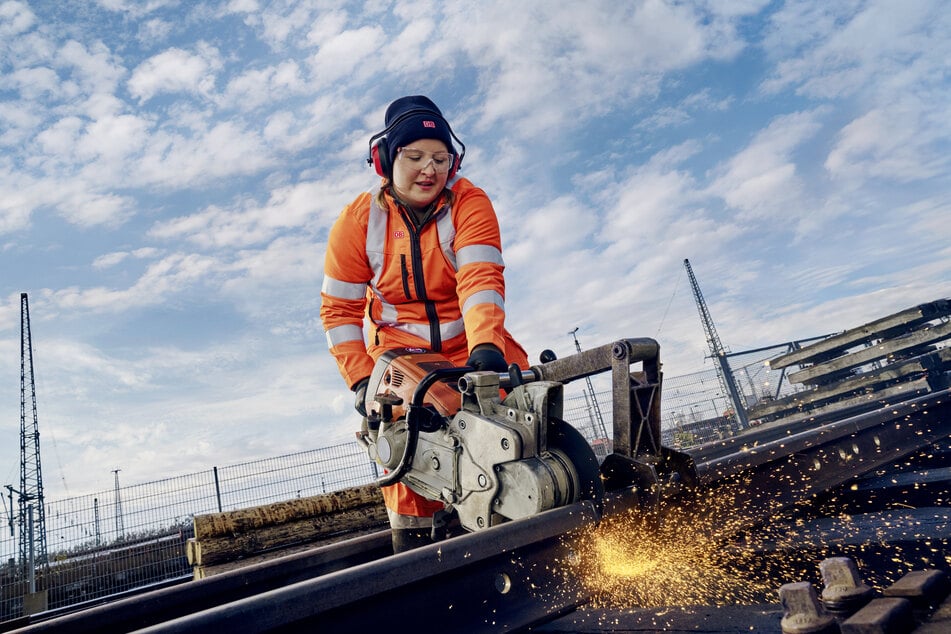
[356,338,696,535]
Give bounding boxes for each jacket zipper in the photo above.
[400,254,412,299]
[400,211,442,352]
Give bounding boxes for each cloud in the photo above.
[128,44,222,103]
[309,25,386,88]
[0,169,43,233]
[55,188,134,227]
[637,89,734,131]
[825,101,950,184]
[136,119,274,187]
[9,66,60,99]
[594,142,706,247]
[92,247,161,269]
[95,0,181,19]
[707,109,823,222]
[221,60,305,111]
[58,39,127,96]
[444,0,752,139]
[77,113,153,163]
[763,1,947,100]
[136,18,173,45]
[234,1,320,49]
[0,0,35,38]
[48,252,219,313]
[0,100,42,146]
[149,181,320,249]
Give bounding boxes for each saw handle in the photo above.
[458,367,540,394]
[376,366,473,487]
[375,365,541,488]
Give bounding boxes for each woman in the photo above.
[320,95,528,552]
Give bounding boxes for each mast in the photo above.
[18,292,49,577]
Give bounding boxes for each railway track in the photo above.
[9,385,949,633]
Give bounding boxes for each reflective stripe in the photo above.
[440,317,466,341]
[383,318,466,345]
[435,207,457,269]
[462,289,504,316]
[366,191,406,327]
[366,192,387,288]
[321,276,366,300]
[456,244,503,268]
[387,507,434,528]
[374,293,400,325]
[325,324,365,348]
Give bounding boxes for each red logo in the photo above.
[394,230,406,238]
[423,120,436,128]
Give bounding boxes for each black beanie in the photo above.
[383,95,455,168]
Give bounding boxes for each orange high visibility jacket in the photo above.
[321,178,527,517]
[320,177,527,388]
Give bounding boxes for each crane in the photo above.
[683,260,749,428]
[568,328,610,455]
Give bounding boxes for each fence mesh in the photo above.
[1,341,809,623]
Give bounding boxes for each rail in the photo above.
[10,387,949,632]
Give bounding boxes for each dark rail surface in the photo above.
[10,387,951,633]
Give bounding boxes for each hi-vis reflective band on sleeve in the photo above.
[455,244,503,268]
[325,323,364,348]
[462,289,504,316]
[321,276,367,301]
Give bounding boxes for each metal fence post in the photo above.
[213,467,223,513]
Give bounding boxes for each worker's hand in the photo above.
[466,344,508,372]
[353,377,370,417]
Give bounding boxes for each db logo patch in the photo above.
[393,230,406,239]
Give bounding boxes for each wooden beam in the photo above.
[189,505,388,567]
[193,484,384,540]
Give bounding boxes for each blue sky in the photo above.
[1,0,949,496]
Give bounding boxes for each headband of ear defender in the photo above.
[367,97,466,180]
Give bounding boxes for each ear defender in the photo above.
[366,108,466,180]
[368,135,391,178]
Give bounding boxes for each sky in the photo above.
[1,0,949,498]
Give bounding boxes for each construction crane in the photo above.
[683,259,749,428]
[16,292,49,582]
[568,328,610,455]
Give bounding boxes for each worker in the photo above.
[320,95,528,553]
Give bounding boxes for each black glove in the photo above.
[353,377,370,417]
[466,344,508,372]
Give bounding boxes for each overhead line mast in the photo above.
[19,292,49,575]
[682,260,749,428]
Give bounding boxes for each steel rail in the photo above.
[13,391,951,633]
[134,501,600,633]
[693,387,951,469]
[686,389,951,515]
[687,389,951,476]
[7,532,392,634]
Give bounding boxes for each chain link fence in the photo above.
[2,342,809,624]
[2,444,379,623]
